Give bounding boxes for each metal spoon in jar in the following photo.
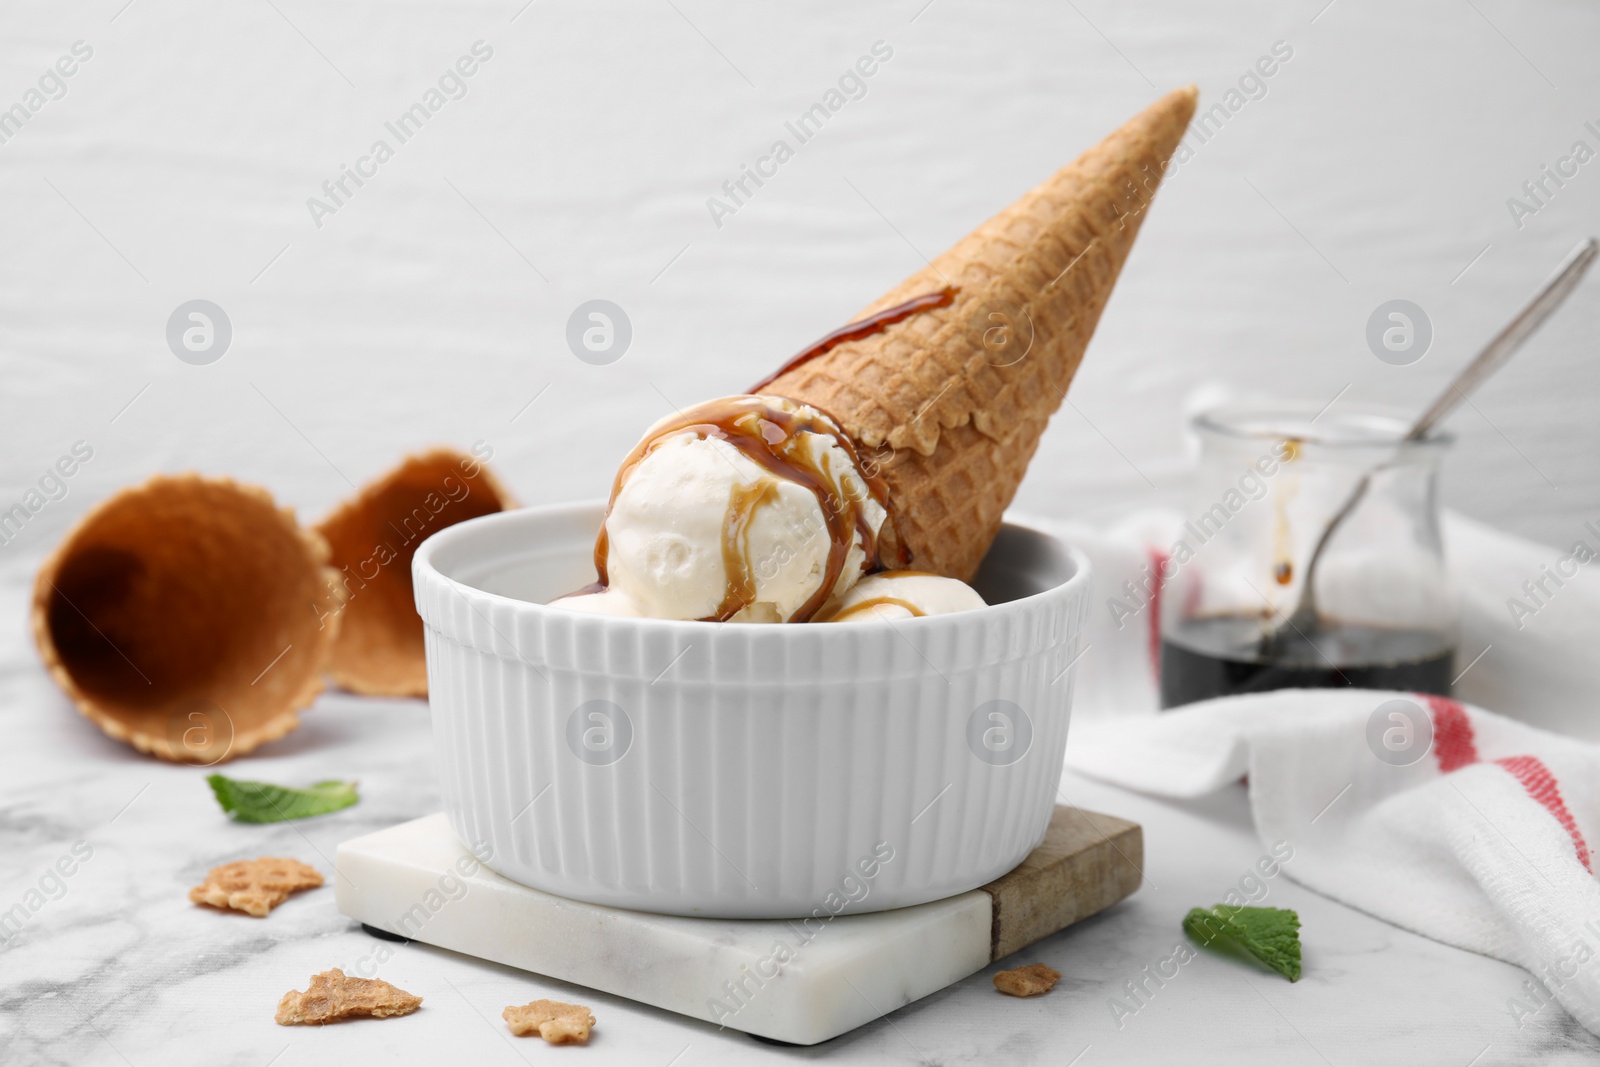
[1260,237,1599,657]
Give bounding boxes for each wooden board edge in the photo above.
[980,806,1144,962]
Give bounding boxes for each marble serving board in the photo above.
[335,806,1142,1045]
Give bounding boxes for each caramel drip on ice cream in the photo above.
[817,596,926,623]
[593,397,893,623]
[811,569,943,622]
[718,479,780,621]
[806,572,940,620]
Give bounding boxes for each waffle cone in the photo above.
[316,448,513,696]
[31,475,339,763]
[767,86,1197,581]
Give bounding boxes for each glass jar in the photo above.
[1158,403,1457,709]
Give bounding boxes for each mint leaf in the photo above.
[206,774,359,824]
[1184,905,1302,982]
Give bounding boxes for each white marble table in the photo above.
[5,604,1599,1067]
[6,0,1600,1061]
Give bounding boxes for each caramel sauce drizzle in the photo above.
[592,398,895,623]
[810,570,944,622]
[816,596,926,623]
[720,478,780,617]
[748,286,959,393]
[581,291,958,620]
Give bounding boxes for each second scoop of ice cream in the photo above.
[815,571,986,622]
[590,395,891,623]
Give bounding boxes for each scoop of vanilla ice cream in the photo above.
[817,571,986,622]
[601,396,887,622]
[549,588,643,617]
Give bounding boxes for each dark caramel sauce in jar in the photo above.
[1160,615,1455,708]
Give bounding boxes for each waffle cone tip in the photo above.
[767,86,1198,580]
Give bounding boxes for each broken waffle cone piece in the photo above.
[31,474,339,763]
[994,962,1062,997]
[766,86,1198,581]
[189,857,324,917]
[316,448,513,696]
[276,968,422,1025]
[503,998,596,1044]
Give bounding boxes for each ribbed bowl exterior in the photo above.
[414,503,1091,919]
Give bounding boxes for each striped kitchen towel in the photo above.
[1067,691,1600,1033]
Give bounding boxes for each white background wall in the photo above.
[3,0,1598,607]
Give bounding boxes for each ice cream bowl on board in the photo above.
[412,82,1199,918]
[412,500,1090,919]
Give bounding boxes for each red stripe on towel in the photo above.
[1494,755,1594,873]
[1421,695,1592,872]
[1427,695,1479,773]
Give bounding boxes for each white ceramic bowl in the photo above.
[413,502,1091,919]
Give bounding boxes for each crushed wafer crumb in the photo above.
[189,857,324,918]
[993,962,1061,997]
[503,999,596,1044]
[275,968,422,1025]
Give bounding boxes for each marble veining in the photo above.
[4,665,1600,1064]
